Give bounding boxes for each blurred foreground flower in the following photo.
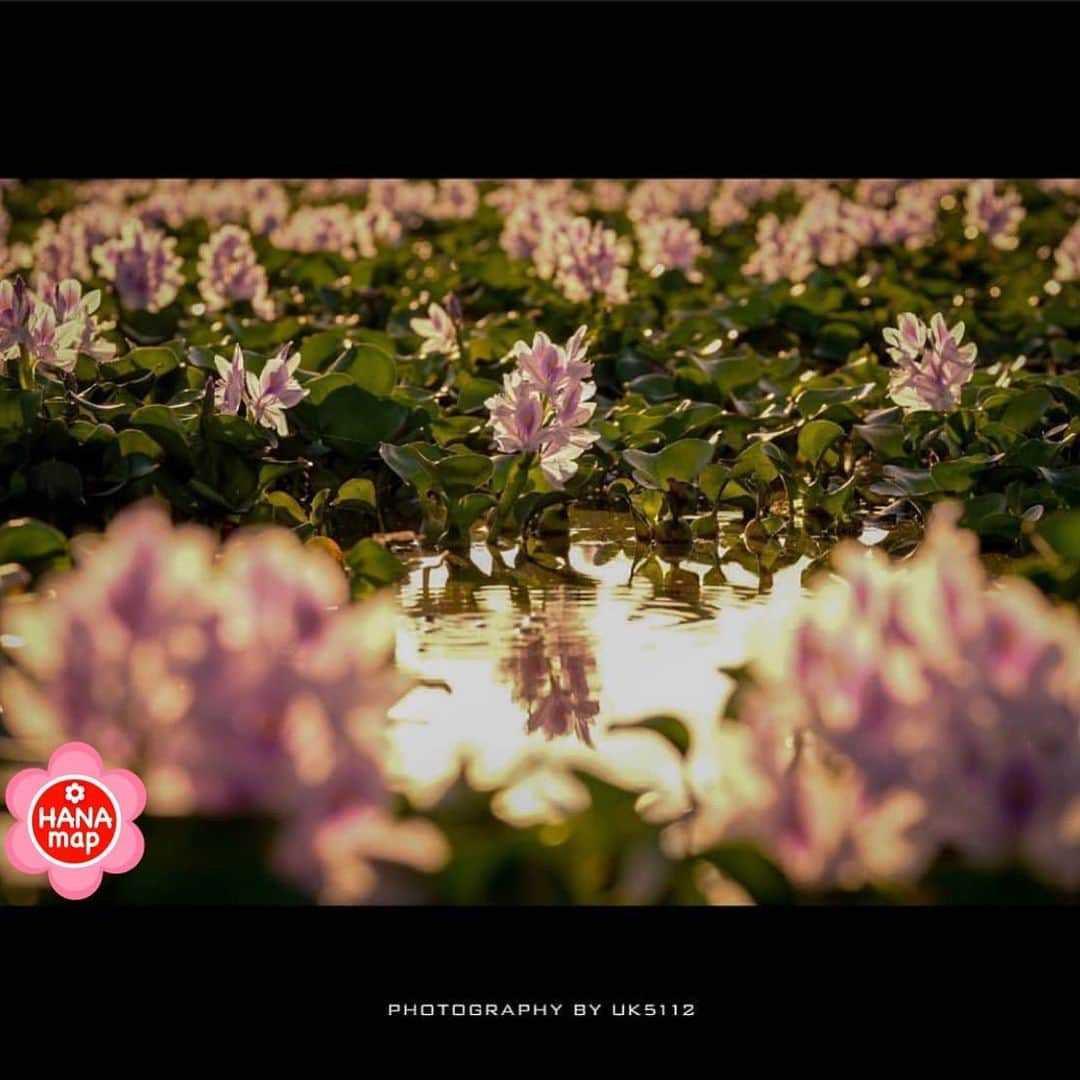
[93,220,185,312]
[883,311,976,412]
[677,505,1080,891]
[0,503,447,902]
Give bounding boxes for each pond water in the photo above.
[385,510,815,827]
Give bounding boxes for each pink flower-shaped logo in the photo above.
[4,742,146,900]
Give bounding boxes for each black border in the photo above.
[4,0,1079,1046]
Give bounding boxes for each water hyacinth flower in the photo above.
[964,180,1025,251]
[32,218,93,282]
[0,275,116,377]
[627,179,714,220]
[430,179,480,220]
[92,219,185,312]
[0,503,443,902]
[196,224,275,320]
[691,504,1080,891]
[271,205,360,259]
[635,215,704,278]
[486,326,600,488]
[1053,220,1080,282]
[883,311,977,413]
[214,343,247,415]
[410,301,459,358]
[533,217,632,306]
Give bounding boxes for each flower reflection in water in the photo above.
[502,596,600,748]
[388,513,812,832]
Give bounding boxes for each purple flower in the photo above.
[964,180,1025,251]
[409,301,458,358]
[635,215,704,277]
[213,343,247,415]
[0,275,115,374]
[533,217,631,305]
[0,502,440,902]
[884,312,977,413]
[197,225,274,320]
[486,326,600,488]
[244,343,308,436]
[692,504,1080,890]
[1054,221,1080,282]
[92,220,185,312]
[271,205,359,259]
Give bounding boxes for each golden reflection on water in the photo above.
[387,510,812,827]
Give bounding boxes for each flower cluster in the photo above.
[686,505,1080,891]
[92,220,185,312]
[533,217,632,305]
[197,225,275,320]
[883,311,977,413]
[1053,220,1080,282]
[270,203,401,260]
[964,180,1025,250]
[742,185,943,282]
[271,204,360,259]
[485,326,600,487]
[0,503,447,901]
[212,342,308,436]
[0,275,116,376]
[428,179,480,221]
[635,215,704,278]
[627,179,714,221]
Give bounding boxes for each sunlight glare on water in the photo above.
[386,510,812,827]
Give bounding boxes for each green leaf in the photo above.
[796,383,875,419]
[699,463,733,505]
[336,344,397,397]
[1001,387,1055,434]
[264,490,308,525]
[0,518,69,567]
[127,345,180,377]
[344,538,408,593]
[128,405,193,466]
[0,387,42,445]
[303,387,407,459]
[701,843,794,905]
[930,454,998,494]
[456,375,502,414]
[797,419,845,468]
[1038,509,1080,559]
[29,461,83,504]
[622,438,714,489]
[608,715,691,757]
[333,478,377,510]
[379,442,442,496]
[435,451,493,496]
[299,331,348,372]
